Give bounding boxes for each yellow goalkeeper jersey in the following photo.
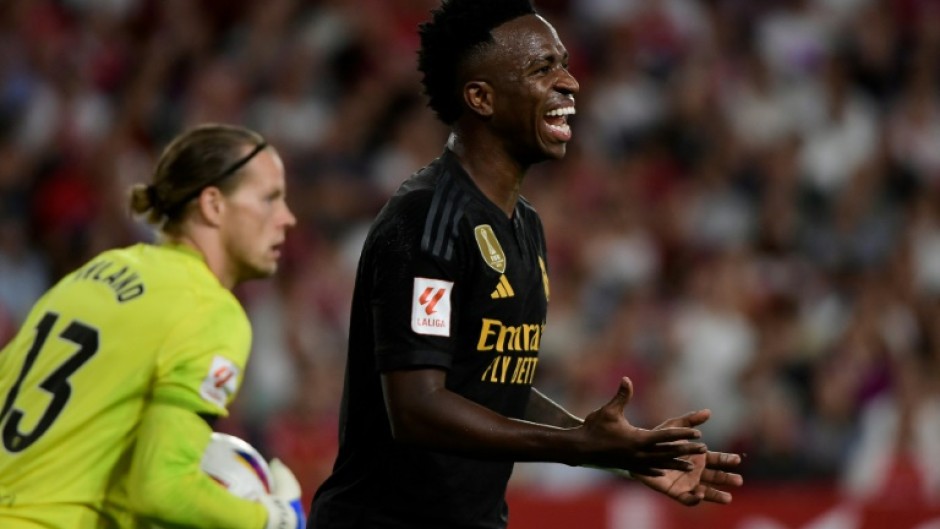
[0,243,264,528]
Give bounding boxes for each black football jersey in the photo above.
[311,149,551,529]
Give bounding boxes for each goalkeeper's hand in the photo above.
[258,459,306,529]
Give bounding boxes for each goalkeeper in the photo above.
[0,124,304,529]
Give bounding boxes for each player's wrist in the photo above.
[582,464,633,480]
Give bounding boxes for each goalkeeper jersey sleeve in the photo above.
[0,243,268,529]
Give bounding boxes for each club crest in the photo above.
[474,225,506,273]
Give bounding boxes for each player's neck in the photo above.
[448,132,524,218]
[167,231,237,290]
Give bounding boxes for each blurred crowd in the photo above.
[2,0,940,508]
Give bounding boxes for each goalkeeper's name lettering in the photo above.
[73,258,146,302]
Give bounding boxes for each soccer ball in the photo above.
[201,432,273,501]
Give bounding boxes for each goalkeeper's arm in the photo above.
[126,402,304,529]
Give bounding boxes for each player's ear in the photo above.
[196,187,225,227]
[464,81,494,117]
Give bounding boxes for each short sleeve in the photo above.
[151,294,252,417]
[370,195,466,372]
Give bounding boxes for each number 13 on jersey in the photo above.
[0,312,99,453]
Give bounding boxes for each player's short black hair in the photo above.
[417,0,536,125]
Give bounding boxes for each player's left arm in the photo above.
[127,402,268,529]
[126,297,271,528]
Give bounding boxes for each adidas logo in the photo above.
[490,275,515,299]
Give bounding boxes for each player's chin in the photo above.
[246,261,278,280]
[548,144,568,159]
[259,262,278,277]
[537,122,571,160]
[537,138,569,160]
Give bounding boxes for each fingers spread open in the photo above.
[645,427,701,445]
[681,409,711,428]
[659,409,712,430]
[701,468,744,488]
[705,451,742,469]
[644,441,707,459]
[702,486,733,504]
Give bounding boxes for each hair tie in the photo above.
[145,185,160,208]
[166,141,268,217]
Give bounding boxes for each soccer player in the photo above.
[0,124,305,529]
[309,1,743,528]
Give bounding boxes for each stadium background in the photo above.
[1,0,939,527]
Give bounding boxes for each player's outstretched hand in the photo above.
[634,409,744,506]
[578,377,706,477]
[259,459,306,529]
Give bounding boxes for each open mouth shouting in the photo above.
[544,106,575,142]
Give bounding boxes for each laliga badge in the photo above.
[474,225,506,274]
[200,355,241,409]
[412,277,453,336]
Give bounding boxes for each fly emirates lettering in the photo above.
[476,318,543,385]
